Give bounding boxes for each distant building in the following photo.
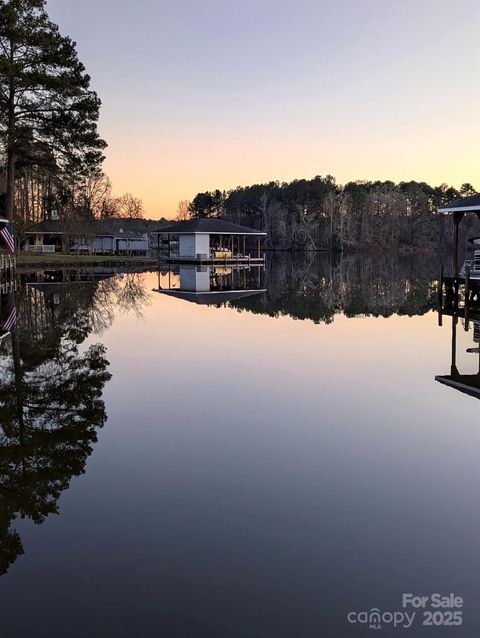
[23,218,159,255]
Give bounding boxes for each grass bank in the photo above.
[17,253,158,270]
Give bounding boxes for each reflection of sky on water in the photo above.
[1,262,479,637]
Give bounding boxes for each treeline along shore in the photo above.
[186,177,480,252]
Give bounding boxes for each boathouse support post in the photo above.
[450,317,458,375]
[453,211,464,277]
[437,264,444,327]
[465,264,471,331]
[451,316,459,376]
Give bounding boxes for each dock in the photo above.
[438,271,480,329]
[158,255,265,266]
[0,254,16,294]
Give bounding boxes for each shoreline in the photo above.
[16,254,159,271]
[14,247,445,272]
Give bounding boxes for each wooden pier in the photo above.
[158,255,265,266]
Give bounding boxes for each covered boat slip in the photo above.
[460,238,480,279]
[152,218,267,264]
[437,193,480,278]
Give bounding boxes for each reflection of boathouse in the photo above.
[152,218,267,264]
[153,264,266,305]
[435,194,480,399]
[436,317,480,400]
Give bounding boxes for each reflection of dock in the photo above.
[436,267,480,399]
[438,275,480,330]
[0,254,16,294]
[435,316,480,400]
[153,264,266,306]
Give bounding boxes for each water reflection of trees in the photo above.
[0,271,149,575]
[231,252,440,323]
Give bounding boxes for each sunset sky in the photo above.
[48,0,479,219]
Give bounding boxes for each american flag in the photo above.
[2,305,16,333]
[0,223,14,254]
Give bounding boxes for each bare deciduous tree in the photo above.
[176,200,191,221]
[115,193,144,219]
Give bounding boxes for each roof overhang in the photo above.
[25,230,67,235]
[438,205,480,214]
[153,288,266,304]
[437,193,480,214]
[152,231,267,236]
[435,375,480,399]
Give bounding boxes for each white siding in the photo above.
[116,237,149,252]
[92,237,114,252]
[195,234,210,257]
[179,234,196,257]
[178,233,210,257]
[180,266,210,291]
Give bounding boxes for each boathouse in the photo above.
[152,218,267,263]
[438,193,480,276]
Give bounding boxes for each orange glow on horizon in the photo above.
[103,123,480,220]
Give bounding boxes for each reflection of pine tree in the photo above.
[0,284,112,576]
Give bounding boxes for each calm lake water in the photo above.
[0,253,478,637]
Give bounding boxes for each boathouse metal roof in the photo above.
[152,218,267,236]
[154,288,266,305]
[438,193,480,213]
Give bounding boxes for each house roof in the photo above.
[25,219,66,234]
[438,193,480,213]
[25,218,158,237]
[152,218,267,236]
